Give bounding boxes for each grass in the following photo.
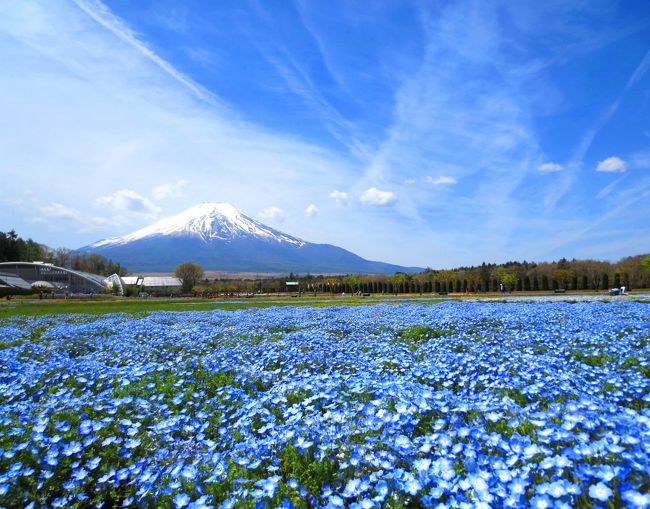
[0,295,447,318]
[2,289,647,318]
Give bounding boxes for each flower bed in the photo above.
[1,301,649,508]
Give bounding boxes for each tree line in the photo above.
[193,255,650,295]
[2,229,648,293]
[0,230,128,277]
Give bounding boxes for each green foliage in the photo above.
[567,349,616,367]
[552,268,574,288]
[123,286,138,297]
[0,230,46,262]
[0,296,447,319]
[279,444,340,499]
[492,267,518,288]
[175,261,205,293]
[393,325,452,346]
[0,229,127,275]
[641,254,650,273]
[71,252,127,276]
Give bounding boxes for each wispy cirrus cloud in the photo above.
[70,0,222,108]
[0,1,357,248]
[1,1,648,267]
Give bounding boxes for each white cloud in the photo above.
[329,190,348,203]
[152,179,188,200]
[33,201,111,233]
[425,175,457,185]
[597,156,626,173]
[96,189,161,215]
[304,203,319,217]
[403,178,416,185]
[538,162,563,173]
[258,206,285,221]
[40,202,80,221]
[359,187,396,206]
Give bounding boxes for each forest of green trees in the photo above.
[0,230,127,276]
[198,255,650,295]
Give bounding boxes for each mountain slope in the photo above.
[77,203,423,274]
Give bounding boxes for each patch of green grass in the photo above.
[393,325,453,347]
[412,408,444,436]
[567,348,617,367]
[500,388,531,406]
[0,296,447,318]
[278,444,340,500]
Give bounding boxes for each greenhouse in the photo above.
[0,261,113,294]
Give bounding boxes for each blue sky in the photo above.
[1,0,649,268]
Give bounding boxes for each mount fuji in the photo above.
[77,203,423,274]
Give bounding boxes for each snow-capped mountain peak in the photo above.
[90,202,305,248]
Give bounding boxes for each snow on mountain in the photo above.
[90,203,305,248]
[79,202,423,273]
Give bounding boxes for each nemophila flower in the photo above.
[294,436,313,450]
[621,488,650,507]
[253,475,281,498]
[373,480,390,501]
[61,441,83,457]
[393,434,412,453]
[509,477,528,496]
[353,499,374,509]
[78,420,93,435]
[327,495,345,508]
[342,478,362,498]
[485,412,502,422]
[72,468,88,481]
[173,493,191,508]
[124,438,141,449]
[589,482,613,502]
[181,465,197,480]
[595,464,618,482]
[530,495,552,508]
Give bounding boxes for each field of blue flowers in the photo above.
[1,301,649,508]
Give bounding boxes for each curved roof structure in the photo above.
[0,262,112,293]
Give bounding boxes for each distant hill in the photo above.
[76,203,423,274]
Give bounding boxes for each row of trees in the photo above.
[189,255,650,295]
[0,230,46,263]
[0,230,127,276]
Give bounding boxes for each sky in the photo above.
[1,0,649,269]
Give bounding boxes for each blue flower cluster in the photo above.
[0,301,649,508]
